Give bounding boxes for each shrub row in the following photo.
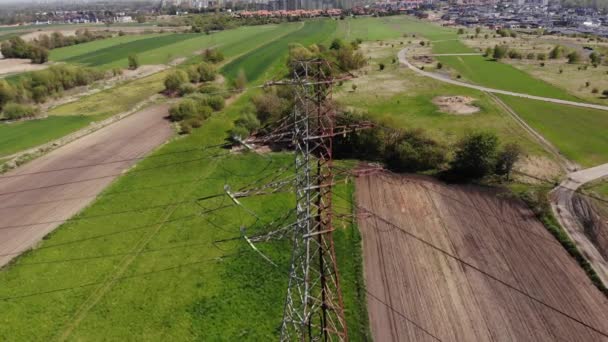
[1,37,49,64]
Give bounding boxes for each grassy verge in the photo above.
[512,185,608,297]
[48,71,167,117]
[0,116,96,158]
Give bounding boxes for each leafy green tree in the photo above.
[330,38,344,50]
[450,132,500,179]
[493,44,508,59]
[589,51,601,65]
[549,45,564,59]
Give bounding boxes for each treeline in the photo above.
[0,65,104,120]
[164,48,228,134]
[1,29,112,64]
[32,29,111,50]
[1,37,49,64]
[486,44,605,66]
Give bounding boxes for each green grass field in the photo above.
[0,93,369,340]
[0,116,96,157]
[51,25,291,70]
[499,95,608,167]
[48,71,167,117]
[222,19,337,83]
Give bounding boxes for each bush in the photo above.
[2,103,38,120]
[567,51,581,64]
[537,53,547,60]
[185,117,203,128]
[128,54,140,70]
[592,88,599,94]
[164,70,189,94]
[179,83,197,96]
[437,62,443,69]
[603,90,608,98]
[378,63,385,71]
[450,132,499,179]
[0,80,15,111]
[495,143,522,180]
[526,52,535,59]
[169,99,213,121]
[484,47,493,57]
[549,45,564,59]
[202,48,224,63]
[508,50,522,59]
[197,62,216,82]
[186,66,201,83]
[199,84,223,95]
[493,44,509,59]
[384,129,447,172]
[180,122,192,135]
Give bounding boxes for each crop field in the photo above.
[51,25,290,70]
[0,116,95,158]
[499,95,608,167]
[356,173,608,341]
[0,94,368,340]
[222,19,337,83]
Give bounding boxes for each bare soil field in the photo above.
[0,104,172,268]
[356,173,608,341]
[0,58,48,77]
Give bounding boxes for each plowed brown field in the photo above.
[356,173,608,342]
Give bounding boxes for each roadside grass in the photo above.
[0,116,96,158]
[48,71,167,117]
[222,19,337,83]
[0,93,369,340]
[499,95,608,167]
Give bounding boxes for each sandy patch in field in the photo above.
[433,96,479,115]
[514,155,563,183]
[0,58,48,76]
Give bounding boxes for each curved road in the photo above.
[399,48,608,285]
[0,104,173,268]
[398,48,608,112]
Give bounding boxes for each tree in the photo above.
[475,27,481,35]
[496,143,522,180]
[493,44,508,59]
[164,70,189,93]
[378,63,385,71]
[351,84,357,92]
[0,80,15,111]
[136,15,146,24]
[437,62,443,69]
[603,89,608,98]
[567,51,581,64]
[457,28,465,34]
[450,132,499,179]
[128,54,139,70]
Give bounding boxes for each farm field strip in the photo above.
[222,19,337,83]
[356,173,608,341]
[49,33,165,62]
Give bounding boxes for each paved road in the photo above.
[398,48,608,112]
[0,104,173,267]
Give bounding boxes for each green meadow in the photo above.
[0,116,96,157]
[499,95,608,167]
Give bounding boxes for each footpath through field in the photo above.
[0,104,172,267]
[398,48,608,112]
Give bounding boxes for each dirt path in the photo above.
[0,58,49,77]
[398,48,608,112]
[356,173,608,341]
[0,104,173,268]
